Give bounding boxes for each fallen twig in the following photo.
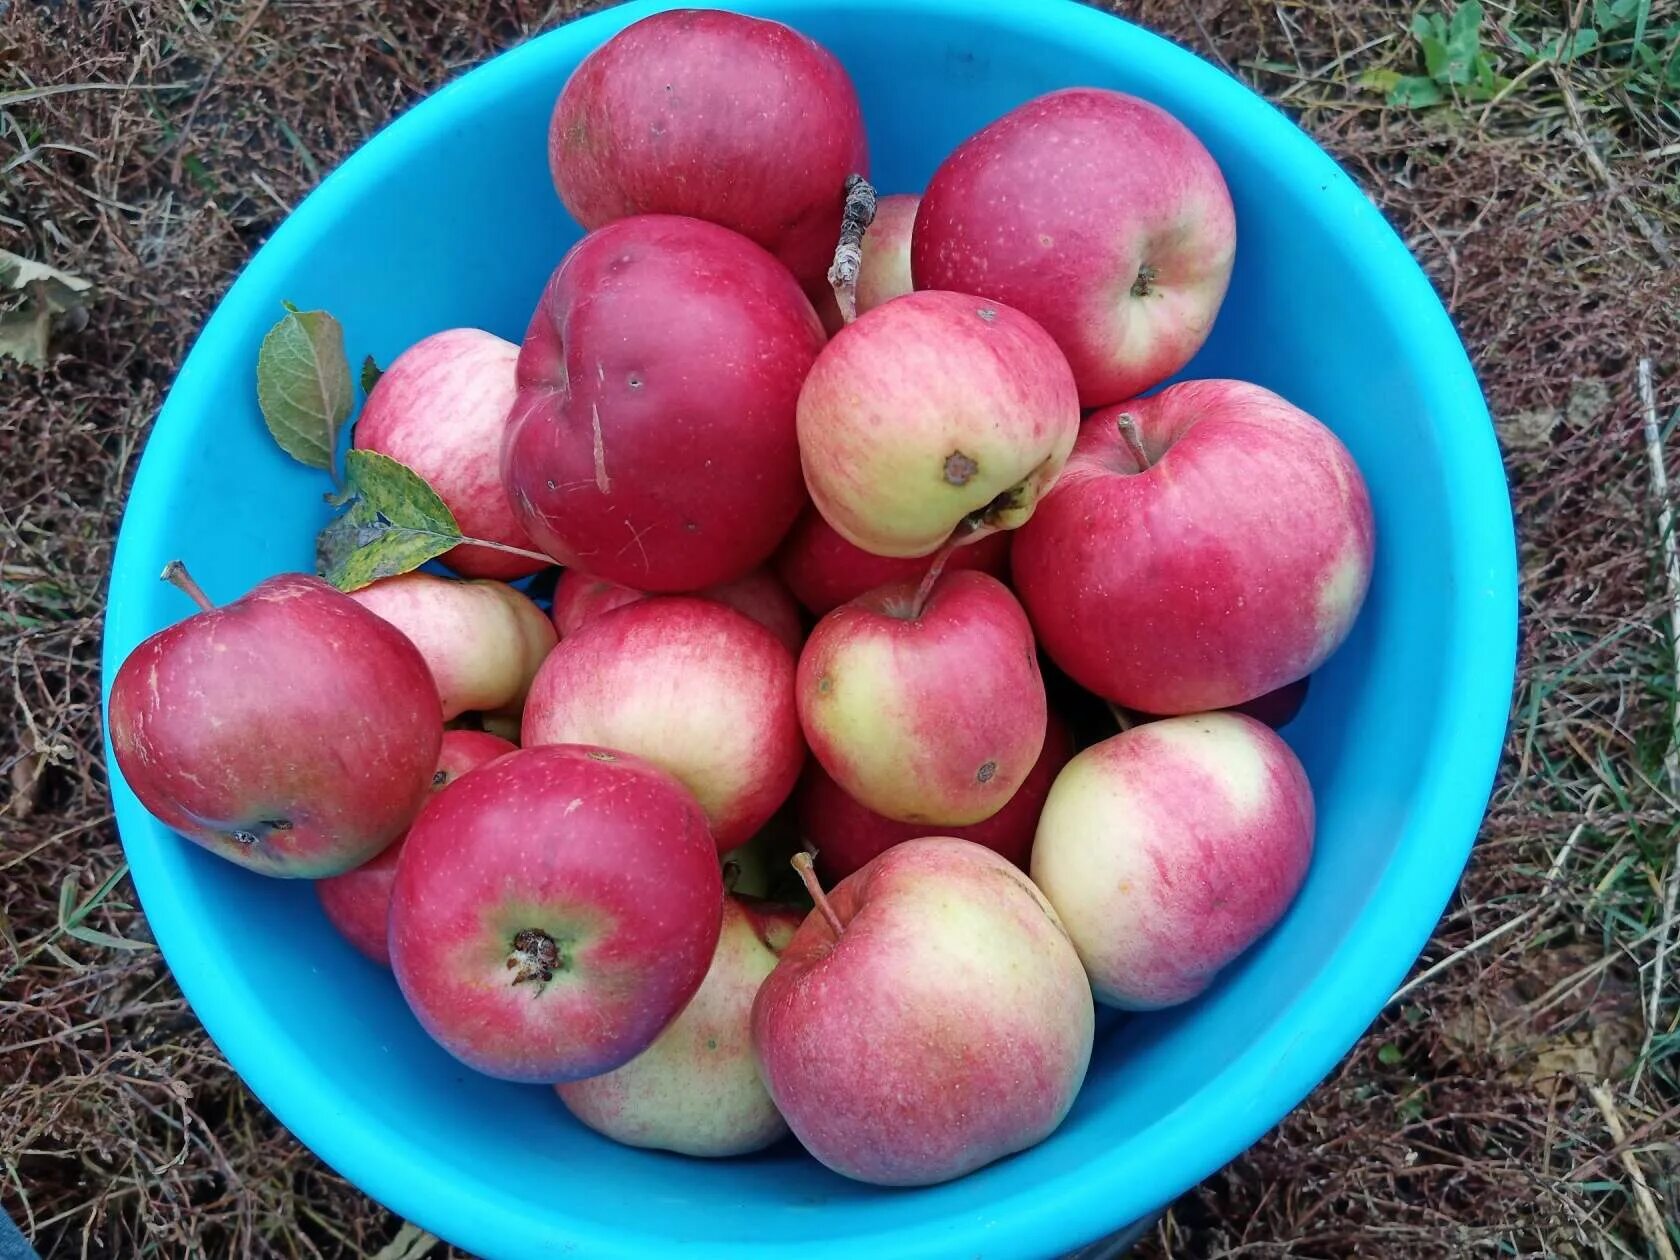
[1586,1082,1679,1260]
[1556,68,1674,267]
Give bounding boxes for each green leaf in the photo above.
[360,354,383,395]
[1444,1,1486,83]
[63,923,152,952]
[1389,75,1447,106]
[1378,1043,1405,1066]
[1561,27,1599,61]
[1631,0,1650,49]
[316,449,463,591]
[1358,67,1406,93]
[257,305,352,474]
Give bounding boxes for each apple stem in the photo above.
[1116,415,1152,471]
[791,852,844,939]
[160,560,215,611]
[459,536,556,566]
[909,535,959,620]
[827,174,878,327]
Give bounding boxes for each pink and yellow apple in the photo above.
[523,596,804,850]
[854,192,919,315]
[1013,380,1374,714]
[551,566,803,655]
[914,88,1236,407]
[796,290,1079,558]
[752,839,1093,1185]
[1031,712,1314,1009]
[796,570,1046,825]
[557,896,801,1157]
[389,744,723,1082]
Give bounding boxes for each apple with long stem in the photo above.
[796,568,1046,825]
[796,290,1079,559]
[1031,712,1315,1009]
[1013,380,1374,714]
[315,730,515,965]
[556,895,802,1157]
[752,842,1093,1186]
[107,563,442,877]
[389,743,723,1083]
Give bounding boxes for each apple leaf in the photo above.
[257,304,352,474]
[316,449,463,591]
[361,354,383,395]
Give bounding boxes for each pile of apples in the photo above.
[109,8,1374,1188]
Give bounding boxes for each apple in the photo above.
[107,566,441,877]
[352,328,543,581]
[753,840,1093,1186]
[796,290,1079,558]
[315,730,516,965]
[797,570,1046,825]
[774,505,1011,618]
[389,743,723,1082]
[799,714,1072,883]
[556,895,801,1157]
[1013,380,1374,714]
[523,596,803,850]
[913,88,1237,407]
[551,566,803,655]
[854,192,919,315]
[347,571,556,721]
[547,9,867,290]
[1030,712,1314,1009]
[1233,676,1311,729]
[502,215,824,591]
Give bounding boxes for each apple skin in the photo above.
[523,597,804,850]
[1013,380,1374,714]
[556,896,801,1157]
[502,215,824,591]
[389,743,723,1083]
[107,574,442,878]
[1031,712,1314,1009]
[314,730,516,965]
[854,193,919,315]
[799,714,1072,883]
[913,88,1236,408]
[796,290,1079,558]
[774,505,1012,617]
[352,329,543,581]
[1231,676,1310,729]
[752,836,1093,1186]
[346,572,556,722]
[551,566,804,655]
[547,9,867,291]
[796,570,1046,825]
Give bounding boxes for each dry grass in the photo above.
[3,0,1677,1256]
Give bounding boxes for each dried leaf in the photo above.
[0,249,94,367]
[316,450,463,591]
[257,305,352,472]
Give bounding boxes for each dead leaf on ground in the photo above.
[0,249,94,368]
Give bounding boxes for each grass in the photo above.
[2,0,1677,1255]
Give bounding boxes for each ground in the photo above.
[2,0,1677,1256]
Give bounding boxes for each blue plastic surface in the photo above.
[99,2,1518,1256]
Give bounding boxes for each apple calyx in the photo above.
[827,173,878,325]
[791,851,845,938]
[224,817,293,847]
[1116,414,1153,471]
[160,559,215,612]
[506,928,564,986]
[943,451,979,486]
[1130,263,1158,298]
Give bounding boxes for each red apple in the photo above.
[547,9,867,290]
[1030,713,1314,1009]
[800,714,1072,883]
[557,896,802,1157]
[796,290,1079,558]
[315,730,516,965]
[523,597,804,850]
[107,568,441,877]
[352,328,543,580]
[1232,676,1311,729]
[774,505,1012,617]
[797,570,1046,825]
[753,840,1093,1186]
[551,566,803,655]
[914,89,1235,407]
[347,572,556,722]
[854,193,919,315]
[502,215,824,591]
[1014,380,1374,714]
[389,744,722,1082]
